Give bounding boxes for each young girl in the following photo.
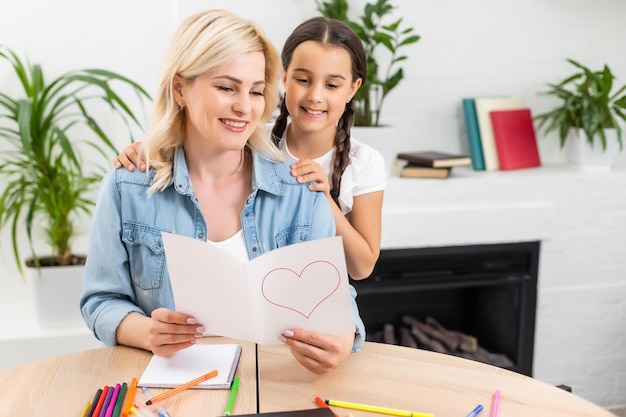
[273,16,385,280]
[114,17,385,280]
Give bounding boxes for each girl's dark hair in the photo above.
[271,16,367,207]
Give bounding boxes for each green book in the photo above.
[462,98,485,170]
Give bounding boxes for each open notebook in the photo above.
[138,343,242,389]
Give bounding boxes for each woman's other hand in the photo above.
[279,328,354,374]
[116,308,204,357]
[147,308,205,357]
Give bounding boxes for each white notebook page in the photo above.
[138,343,242,389]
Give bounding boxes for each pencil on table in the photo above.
[122,377,138,417]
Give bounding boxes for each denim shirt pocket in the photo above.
[274,226,310,248]
[122,223,166,290]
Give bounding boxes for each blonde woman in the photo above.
[81,9,364,375]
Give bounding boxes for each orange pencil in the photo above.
[122,377,138,417]
[315,396,340,417]
[145,369,218,405]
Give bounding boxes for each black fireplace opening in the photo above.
[352,241,539,376]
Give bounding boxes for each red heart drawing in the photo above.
[261,260,340,318]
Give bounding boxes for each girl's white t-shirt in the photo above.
[279,135,386,215]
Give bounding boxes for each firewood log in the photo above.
[459,345,513,368]
[399,327,418,348]
[425,316,478,353]
[452,330,478,353]
[401,316,447,353]
[383,323,397,345]
[402,315,457,352]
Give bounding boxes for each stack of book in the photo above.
[462,97,541,171]
[397,151,472,179]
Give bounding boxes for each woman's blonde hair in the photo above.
[144,9,283,192]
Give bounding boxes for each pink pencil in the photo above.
[105,384,121,417]
[490,389,501,417]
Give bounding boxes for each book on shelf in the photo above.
[489,108,541,170]
[400,163,450,179]
[474,97,525,171]
[396,151,471,168]
[462,98,485,171]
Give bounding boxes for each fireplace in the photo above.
[352,241,539,376]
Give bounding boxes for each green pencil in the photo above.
[112,382,128,417]
[224,376,241,416]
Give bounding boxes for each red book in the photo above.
[489,108,541,170]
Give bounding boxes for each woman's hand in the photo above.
[290,159,331,196]
[113,141,146,172]
[279,328,354,374]
[147,308,205,357]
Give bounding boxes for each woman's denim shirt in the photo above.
[80,146,365,350]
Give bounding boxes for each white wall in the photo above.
[1,0,625,409]
[3,0,625,165]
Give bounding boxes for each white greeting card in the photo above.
[162,234,355,345]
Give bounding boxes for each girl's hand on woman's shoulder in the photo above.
[290,159,330,196]
[113,141,146,172]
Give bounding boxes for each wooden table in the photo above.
[0,339,616,417]
[0,337,258,417]
[258,342,617,417]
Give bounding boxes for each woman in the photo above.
[80,9,364,375]
[115,17,385,281]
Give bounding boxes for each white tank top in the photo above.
[206,229,249,263]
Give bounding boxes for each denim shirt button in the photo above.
[252,247,257,252]
[198,233,204,239]
[128,237,134,242]
[245,212,250,217]
[155,244,161,249]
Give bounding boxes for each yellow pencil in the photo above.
[80,401,91,417]
[325,399,434,417]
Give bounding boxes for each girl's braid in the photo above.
[271,97,289,146]
[329,102,354,206]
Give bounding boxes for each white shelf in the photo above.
[0,303,103,370]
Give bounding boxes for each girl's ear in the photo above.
[348,77,363,102]
[282,68,288,88]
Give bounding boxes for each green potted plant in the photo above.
[316,0,420,127]
[315,0,419,174]
[0,45,150,327]
[535,58,626,167]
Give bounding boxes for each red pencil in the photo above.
[92,385,110,417]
